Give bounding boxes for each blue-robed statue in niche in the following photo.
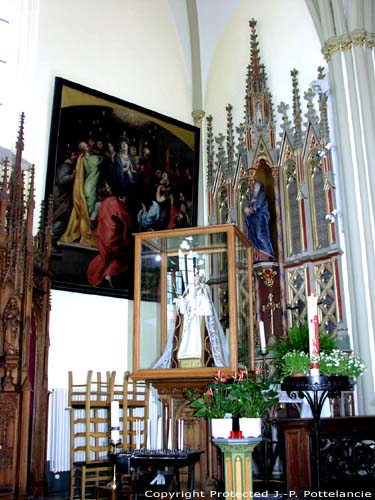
[244,180,275,260]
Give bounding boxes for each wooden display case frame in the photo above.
[131,224,255,389]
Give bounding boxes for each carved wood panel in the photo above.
[0,394,18,490]
[0,115,52,499]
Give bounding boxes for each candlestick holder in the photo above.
[259,348,269,382]
[108,437,122,489]
[108,437,122,454]
[281,375,355,491]
[107,463,118,490]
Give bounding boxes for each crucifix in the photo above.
[262,292,281,337]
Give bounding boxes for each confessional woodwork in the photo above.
[0,114,52,499]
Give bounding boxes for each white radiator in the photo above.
[47,388,70,472]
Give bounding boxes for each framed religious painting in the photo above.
[46,77,200,299]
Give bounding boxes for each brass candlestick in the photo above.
[260,348,269,382]
[108,437,121,489]
[107,464,117,490]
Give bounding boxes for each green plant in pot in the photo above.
[319,349,366,378]
[185,371,236,419]
[279,350,310,378]
[185,371,236,439]
[185,369,278,438]
[272,322,338,381]
[272,322,366,381]
[185,369,278,419]
[231,371,278,418]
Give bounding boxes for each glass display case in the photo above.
[132,224,255,384]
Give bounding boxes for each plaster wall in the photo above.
[2,0,326,389]
[204,0,325,136]
[18,0,194,388]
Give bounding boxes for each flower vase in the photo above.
[210,418,233,438]
[239,417,262,438]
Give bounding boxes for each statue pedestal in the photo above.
[212,438,261,494]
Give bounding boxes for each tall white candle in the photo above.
[259,320,266,353]
[180,420,184,450]
[146,419,151,450]
[110,401,120,443]
[167,418,172,449]
[135,420,141,449]
[307,295,320,375]
[287,309,292,330]
[177,419,181,450]
[156,417,162,449]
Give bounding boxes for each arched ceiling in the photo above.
[168,0,239,110]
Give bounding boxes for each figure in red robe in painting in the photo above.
[87,182,131,288]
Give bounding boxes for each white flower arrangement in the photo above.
[280,349,366,379]
[318,349,366,377]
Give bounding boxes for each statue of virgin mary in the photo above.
[244,180,274,260]
[153,275,229,369]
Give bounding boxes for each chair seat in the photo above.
[71,460,114,500]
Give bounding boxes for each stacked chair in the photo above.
[68,371,149,500]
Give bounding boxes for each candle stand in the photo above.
[107,439,122,489]
[259,348,268,382]
[212,438,261,495]
[108,449,203,496]
[281,375,354,490]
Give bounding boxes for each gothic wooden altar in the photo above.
[206,20,346,355]
[0,115,52,500]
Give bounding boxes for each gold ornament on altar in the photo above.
[256,268,277,287]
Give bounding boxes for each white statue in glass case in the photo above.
[153,273,229,369]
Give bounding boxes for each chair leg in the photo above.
[80,464,86,500]
[69,469,74,500]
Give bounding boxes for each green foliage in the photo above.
[271,322,338,380]
[230,377,279,418]
[279,351,310,378]
[319,350,366,377]
[271,324,366,380]
[185,373,235,418]
[185,370,278,419]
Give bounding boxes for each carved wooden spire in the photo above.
[316,67,330,146]
[0,114,53,499]
[291,69,303,149]
[34,194,53,271]
[245,19,275,133]
[206,115,215,190]
[225,104,234,180]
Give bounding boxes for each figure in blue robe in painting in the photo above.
[244,180,274,260]
[110,136,139,229]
